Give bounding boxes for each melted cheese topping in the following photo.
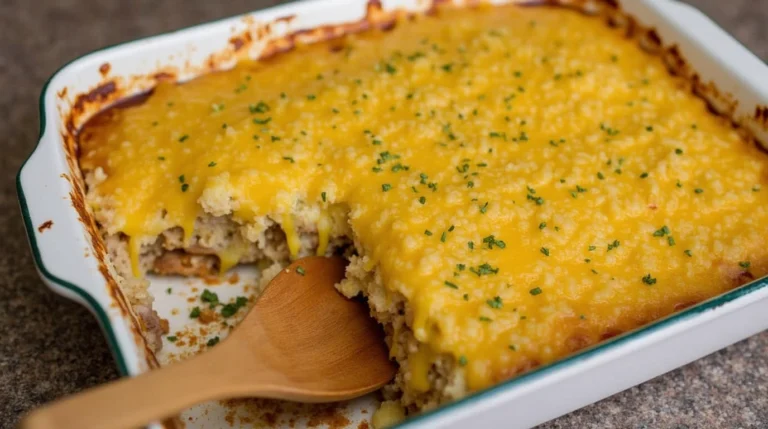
[80,6,768,390]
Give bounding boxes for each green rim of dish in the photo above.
[16,68,131,376]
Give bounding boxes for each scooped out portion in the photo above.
[79,3,768,415]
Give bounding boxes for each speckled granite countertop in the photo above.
[1,1,767,428]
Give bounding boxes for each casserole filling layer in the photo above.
[79,4,768,413]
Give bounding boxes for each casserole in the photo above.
[16,0,768,426]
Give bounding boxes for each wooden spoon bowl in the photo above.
[20,256,396,429]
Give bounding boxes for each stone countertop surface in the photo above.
[1,0,767,428]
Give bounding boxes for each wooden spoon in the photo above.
[20,256,396,429]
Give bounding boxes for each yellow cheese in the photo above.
[80,5,768,390]
[371,401,406,428]
[406,346,435,393]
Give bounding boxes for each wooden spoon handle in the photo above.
[18,345,251,429]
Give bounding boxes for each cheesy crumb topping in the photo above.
[80,5,768,390]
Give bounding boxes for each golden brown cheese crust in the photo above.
[79,3,768,405]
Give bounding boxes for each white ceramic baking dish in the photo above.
[17,0,768,427]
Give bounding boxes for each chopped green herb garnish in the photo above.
[694,188,704,194]
[425,230,433,236]
[458,355,468,366]
[470,263,499,276]
[382,184,392,192]
[479,202,489,214]
[321,191,327,202]
[282,156,295,163]
[189,307,201,318]
[739,261,751,270]
[668,236,676,246]
[167,336,177,342]
[181,183,189,192]
[307,94,316,100]
[253,117,272,125]
[529,287,542,296]
[479,316,493,322]
[642,274,657,285]
[207,337,220,347]
[296,266,306,276]
[539,222,547,230]
[487,296,503,309]
[607,240,620,251]
[178,134,189,143]
[597,172,605,180]
[653,225,670,237]
[640,172,649,179]
[419,196,427,205]
[201,289,219,306]
[600,122,620,136]
[684,249,693,257]
[249,101,270,114]
[482,235,506,249]
[444,281,459,289]
[540,247,550,256]
[220,304,240,318]
[468,241,475,250]
[440,231,448,243]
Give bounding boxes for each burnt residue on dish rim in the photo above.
[44,0,768,426]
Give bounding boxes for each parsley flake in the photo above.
[487,296,503,309]
[653,225,670,237]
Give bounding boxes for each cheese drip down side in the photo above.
[79,5,768,390]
